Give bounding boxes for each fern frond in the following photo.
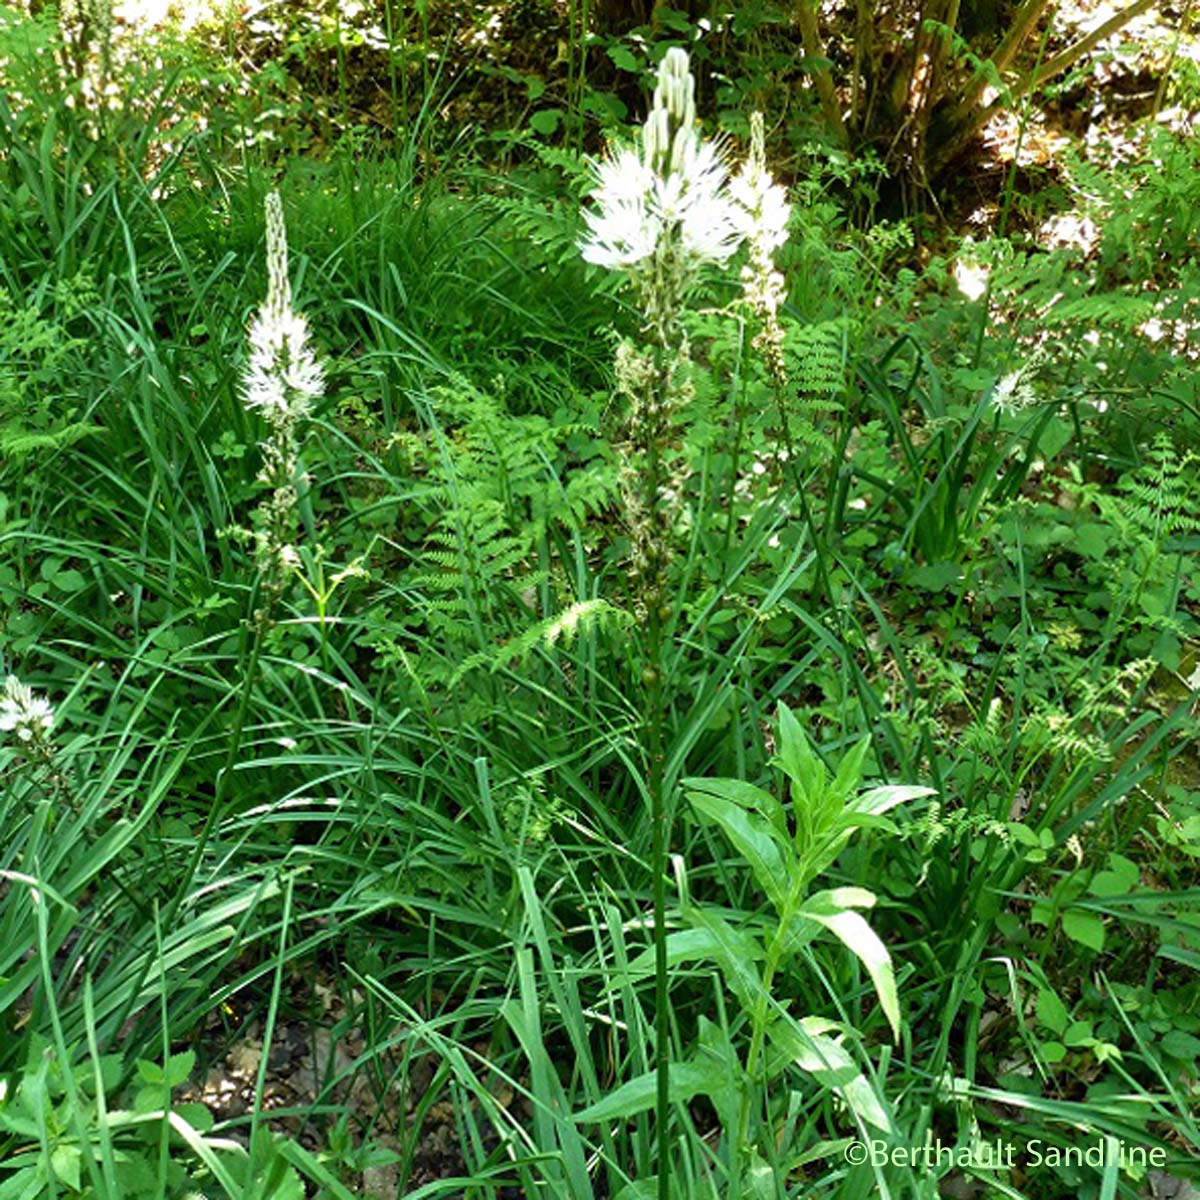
[449,598,628,684]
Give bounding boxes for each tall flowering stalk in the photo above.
[241,190,325,621]
[580,49,775,1199]
[229,188,325,760]
[719,111,793,554]
[128,192,327,1048]
[730,112,791,391]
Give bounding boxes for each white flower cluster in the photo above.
[0,675,55,747]
[729,115,790,254]
[991,353,1043,415]
[731,112,791,383]
[581,48,744,273]
[729,111,791,308]
[242,191,325,428]
[581,51,792,287]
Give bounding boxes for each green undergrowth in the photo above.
[2,5,1199,1199]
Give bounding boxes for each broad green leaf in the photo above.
[529,108,562,135]
[0,1108,39,1138]
[1063,1020,1093,1048]
[831,736,871,801]
[698,1016,744,1134]
[744,1152,775,1200]
[774,703,825,805]
[767,1016,856,1082]
[50,1144,81,1191]
[175,1102,214,1132]
[805,887,876,912]
[133,1086,166,1114]
[1041,1040,1066,1063]
[1036,988,1069,1036]
[1062,909,1105,952]
[689,792,790,908]
[682,775,786,837]
[624,927,713,973]
[1088,853,1139,897]
[606,43,640,72]
[851,784,935,818]
[165,1050,195,1088]
[839,1072,895,1134]
[685,906,768,1012]
[767,1018,893,1132]
[1160,1030,1200,1059]
[136,1059,164,1085]
[797,903,900,1039]
[626,924,765,975]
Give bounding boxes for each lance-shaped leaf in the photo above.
[685,905,769,1013]
[625,924,765,977]
[773,702,826,806]
[681,775,787,839]
[797,890,901,1040]
[575,1052,734,1123]
[688,790,791,909]
[766,1016,894,1132]
[850,784,935,819]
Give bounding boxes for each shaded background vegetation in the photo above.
[1,0,1199,1198]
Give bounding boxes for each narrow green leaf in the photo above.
[682,775,786,837]
[575,1060,726,1123]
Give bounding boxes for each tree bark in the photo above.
[949,0,1056,127]
[795,0,849,145]
[931,0,1160,173]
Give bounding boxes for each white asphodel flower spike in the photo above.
[729,112,791,255]
[580,49,744,275]
[731,112,791,383]
[242,191,325,427]
[0,675,55,747]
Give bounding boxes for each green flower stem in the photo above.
[636,263,685,1200]
[645,332,672,1200]
[648,603,670,1200]
[732,876,801,1197]
[722,319,752,562]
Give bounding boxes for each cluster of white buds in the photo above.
[991,353,1042,415]
[730,112,791,383]
[242,191,325,433]
[580,48,744,276]
[0,675,56,759]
